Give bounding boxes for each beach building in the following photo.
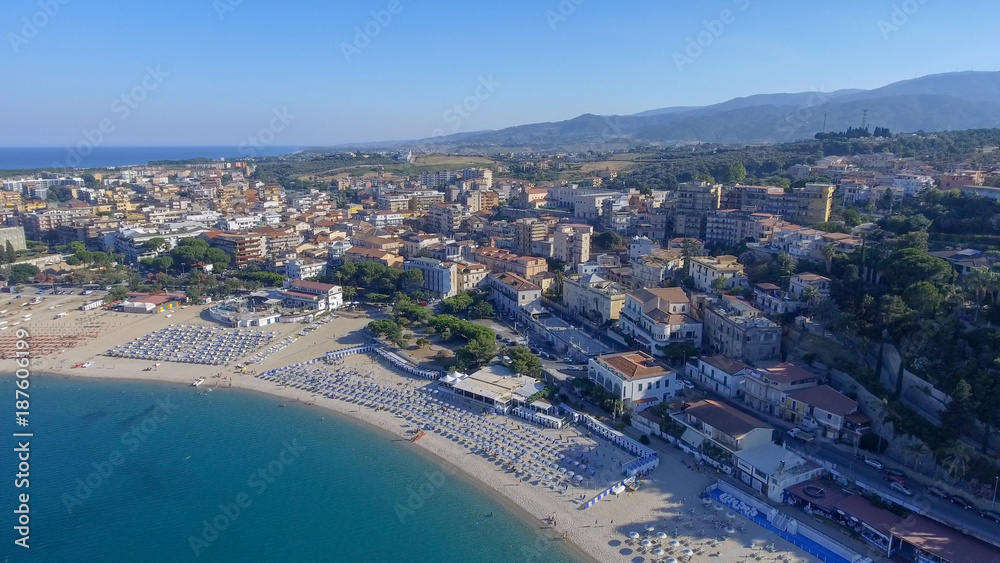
[280,279,343,313]
[439,364,543,414]
[120,292,186,314]
[587,351,680,412]
[734,443,821,501]
[672,399,773,466]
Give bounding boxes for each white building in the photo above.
[588,351,680,411]
[618,287,703,355]
[285,259,327,280]
[892,174,934,197]
[686,355,753,399]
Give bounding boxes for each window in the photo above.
[655,381,661,389]
[638,383,643,392]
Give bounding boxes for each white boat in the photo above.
[192,378,206,387]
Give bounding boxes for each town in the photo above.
[4,132,1000,562]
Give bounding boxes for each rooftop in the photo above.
[786,385,857,416]
[702,355,750,375]
[597,351,672,380]
[682,399,772,438]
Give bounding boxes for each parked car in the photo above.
[950,495,975,510]
[927,485,949,499]
[787,428,814,442]
[889,482,913,496]
[981,510,1000,523]
[863,457,884,470]
[884,469,906,483]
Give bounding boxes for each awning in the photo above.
[680,428,706,448]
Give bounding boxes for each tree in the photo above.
[965,266,998,321]
[901,281,941,318]
[205,248,230,272]
[8,264,40,284]
[940,441,970,480]
[442,292,474,314]
[469,300,494,319]
[800,286,820,305]
[415,337,430,349]
[141,237,167,253]
[726,161,747,184]
[106,286,128,302]
[941,379,976,441]
[821,244,837,274]
[506,345,542,378]
[878,249,954,291]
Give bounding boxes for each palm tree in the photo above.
[801,286,820,305]
[966,267,998,321]
[941,442,970,480]
[821,244,837,274]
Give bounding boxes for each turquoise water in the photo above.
[0,377,580,562]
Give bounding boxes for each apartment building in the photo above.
[281,279,343,312]
[618,287,703,355]
[206,232,266,268]
[783,384,858,439]
[485,272,542,321]
[689,255,744,292]
[343,246,404,268]
[686,355,753,399]
[588,351,679,411]
[553,223,592,268]
[562,273,627,325]
[0,226,26,251]
[514,218,549,256]
[473,247,548,278]
[673,181,722,239]
[703,296,781,363]
[428,203,464,235]
[455,262,488,291]
[726,184,834,225]
[407,191,446,212]
[285,258,327,280]
[741,363,820,418]
[705,210,780,247]
[403,257,459,299]
[631,248,684,289]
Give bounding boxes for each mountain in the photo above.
[386,71,1000,151]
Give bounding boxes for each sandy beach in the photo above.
[2,303,825,563]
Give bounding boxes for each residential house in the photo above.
[741,363,820,418]
[618,287,703,356]
[672,399,774,462]
[588,351,679,411]
[783,384,858,440]
[689,255,744,292]
[703,296,781,363]
[686,355,753,399]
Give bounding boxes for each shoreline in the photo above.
[21,368,598,563]
[3,306,818,562]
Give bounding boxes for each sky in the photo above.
[1,0,998,147]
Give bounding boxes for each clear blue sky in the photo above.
[2,0,998,147]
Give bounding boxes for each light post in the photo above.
[993,476,998,510]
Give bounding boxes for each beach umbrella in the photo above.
[645,524,655,532]
[641,540,652,548]
[670,540,680,547]
[725,526,736,534]
[628,532,640,539]
[683,549,693,556]
[653,548,664,556]
[657,531,667,539]
[666,559,677,563]
[726,511,736,519]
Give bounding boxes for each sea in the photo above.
[0,147,301,171]
[0,376,581,562]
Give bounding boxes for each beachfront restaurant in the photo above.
[439,365,541,414]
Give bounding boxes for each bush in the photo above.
[859,433,889,453]
[639,434,651,445]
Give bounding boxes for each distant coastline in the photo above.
[0,146,300,170]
